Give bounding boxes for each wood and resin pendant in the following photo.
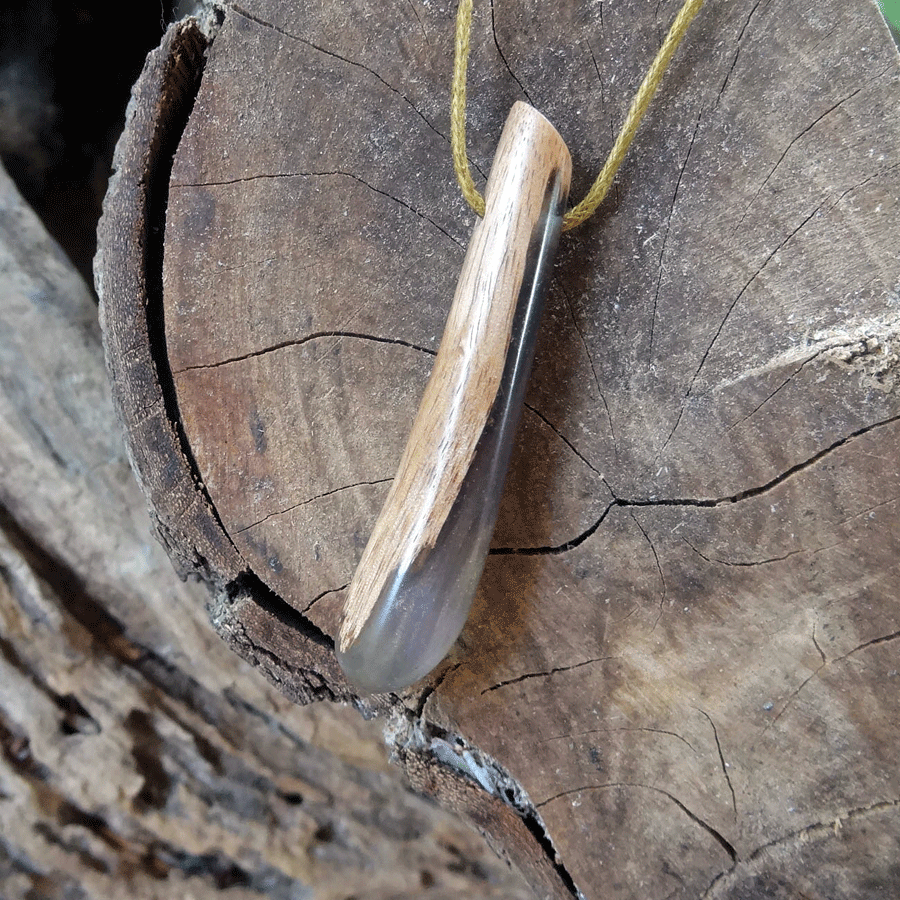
[337,102,572,693]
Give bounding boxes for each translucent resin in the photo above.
[337,103,572,693]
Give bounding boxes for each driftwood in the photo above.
[95,2,900,898]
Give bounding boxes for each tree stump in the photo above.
[96,2,900,898]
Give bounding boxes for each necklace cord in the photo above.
[450,0,706,231]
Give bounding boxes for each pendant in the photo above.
[337,101,572,693]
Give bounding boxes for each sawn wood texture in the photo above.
[97,3,900,898]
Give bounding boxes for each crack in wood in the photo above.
[654,0,666,43]
[497,411,900,556]
[732,82,867,236]
[585,39,605,108]
[490,500,616,555]
[811,623,827,666]
[524,400,604,479]
[629,510,667,613]
[301,582,350,615]
[396,711,585,899]
[697,708,738,820]
[480,655,616,695]
[489,0,534,106]
[173,329,436,375]
[644,411,900,507]
[762,661,827,736]
[403,0,429,47]
[680,536,844,568]
[665,198,826,451]
[536,725,697,754]
[559,282,618,453]
[725,347,827,431]
[227,3,479,178]
[648,106,704,367]
[223,572,336,656]
[838,628,900,661]
[825,161,900,212]
[835,494,900,528]
[759,626,900,739]
[716,0,765,107]
[701,798,900,899]
[414,662,463,718]
[582,35,621,210]
[535,780,738,862]
[233,479,392,534]
[170,169,465,248]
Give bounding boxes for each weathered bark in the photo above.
[95,2,900,898]
[0,154,534,897]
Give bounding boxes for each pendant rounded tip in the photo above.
[336,579,474,695]
[336,640,425,696]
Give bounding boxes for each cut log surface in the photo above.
[96,1,900,898]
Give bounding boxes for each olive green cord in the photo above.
[451,0,706,231]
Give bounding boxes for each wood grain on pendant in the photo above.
[337,102,572,693]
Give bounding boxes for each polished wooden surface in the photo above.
[338,102,572,690]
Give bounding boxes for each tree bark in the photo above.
[0,152,533,899]
[95,2,900,898]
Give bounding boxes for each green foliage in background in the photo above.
[879,0,900,31]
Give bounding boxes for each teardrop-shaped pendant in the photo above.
[337,102,572,694]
